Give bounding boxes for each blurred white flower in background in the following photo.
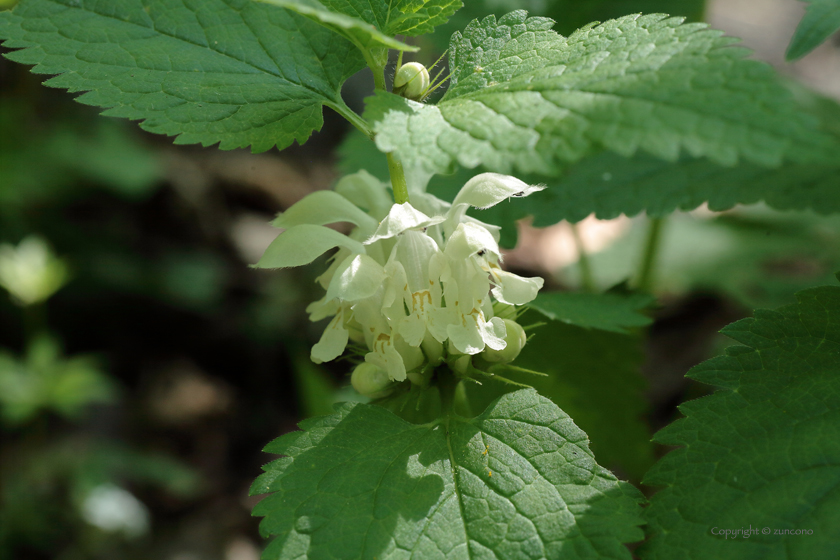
[81,484,150,538]
[0,236,69,306]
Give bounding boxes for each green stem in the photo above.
[331,101,373,139]
[387,152,410,204]
[437,365,459,416]
[636,217,665,293]
[571,222,595,292]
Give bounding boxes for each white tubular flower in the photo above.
[254,171,546,386]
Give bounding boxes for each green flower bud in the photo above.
[492,301,517,321]
[421,333,444,366]
[393,62,430,101]
[351,362,393,398]
[452,354,471,375]
[481,319,527,363]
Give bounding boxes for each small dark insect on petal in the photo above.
[477,249,486,257]
[512,191,526,197]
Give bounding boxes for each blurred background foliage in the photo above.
[1,0,839,558]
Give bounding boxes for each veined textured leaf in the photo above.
[528,291,654,334]
[641,277,840,559]
[430,0,705,48]
[465,316,655,480]
[369,11,838,177]
[251,389,644,559]
[256,0,418,52]
[786,0,840,60]
[0,0,366,152]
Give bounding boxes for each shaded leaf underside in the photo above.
[528,291,654,334]
[256,0,418,51]
[317,0,463,36]
[786,0,840,60]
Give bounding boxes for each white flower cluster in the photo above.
[256,171,545,395]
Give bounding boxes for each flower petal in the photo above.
[333,170,393,220]
[480,316,508,351]
[254,225,364,269]
[311,311,349,363]
[272,191,378,235]
[491,270,545,305]
[365,203,445,244]
[444,222,500,261]
[325,254,387,302]
[392,230,440,293]
[447,319,485,355]
[453,173,545,209]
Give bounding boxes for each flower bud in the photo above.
[481,319,527,363]
[421,333,444,366]
[452,354,471,375]
[492,301,517,321]
[351,362,393,398]
[393,62,430,101]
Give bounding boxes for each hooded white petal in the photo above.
[272,191,378,235]
[453,173,545,209]
[255,225,364,269]
[325,254,387,302]
[365,203,445,244]
[444,222,500,261]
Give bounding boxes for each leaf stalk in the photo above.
[636,216,665,293]
[571,222,596,292]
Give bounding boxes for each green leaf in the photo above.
[252,389,644,559]
[318,0,462,36]
[641,277,840,559]
[256,0,417,52]
[0,0,366,152]
[430,0,706,48]
[528,291,654,334]
[466,315,655,480]
[369,11,838,178]
[258,0,461,53]
[347,81,840,246]
[786,0,840,60]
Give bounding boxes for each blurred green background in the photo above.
[1,0,838,558]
